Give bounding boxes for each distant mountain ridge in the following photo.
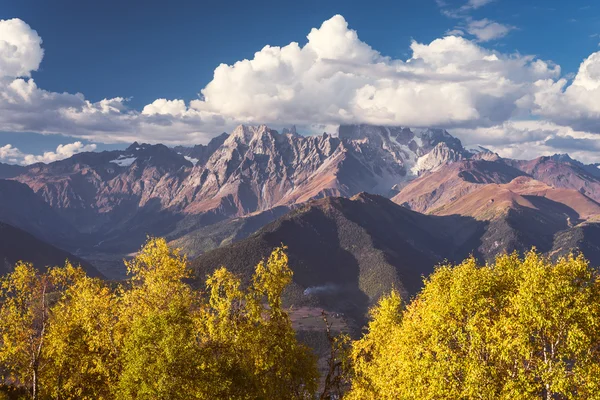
[4,124,471,256]
[2,123,600,279]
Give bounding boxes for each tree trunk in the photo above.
[32,366,38,400]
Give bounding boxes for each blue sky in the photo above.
[1,0,600,163]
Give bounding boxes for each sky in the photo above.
[1,0,600,164]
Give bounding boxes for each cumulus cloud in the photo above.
[0,18,238,145]
[142,99,188,116]
[0,15,549,144]
[193,15,558,130]
[0,144,22,164]
[532,51,600,133]
[0,18,43,78]
[0,141,97,165]
[0,71,235,145]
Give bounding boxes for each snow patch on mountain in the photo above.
[109,156,136,167]
[184,156,199,165]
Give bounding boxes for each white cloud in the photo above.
[142,99,188,116]
[463,0,496,10]
[0,19,43,78]
[0,15,555,143]
[532,51,600,133]
[0,141,97,165]
[0,144,22,164]
[453,120,600,163]
[0,18,239,145]
[466,19,515,42]
[193,15,558,130]
[0,73,236,145]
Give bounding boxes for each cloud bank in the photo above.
[0,141,96,165]
[1,15,600,162]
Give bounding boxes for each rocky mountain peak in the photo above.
[126,142,141,152]
[281,126,299,136]
[469,146,500,161]
[337,124,413,145]
[412,141,465,175]
[549,153,576,163]
[225,124,278,145]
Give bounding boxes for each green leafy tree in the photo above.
[117,239,318,400]
[116,238,202,399]
[0,239,318,399]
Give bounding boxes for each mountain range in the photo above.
[1,123,600,320]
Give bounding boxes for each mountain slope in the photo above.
[191,181,600,326]
[0,179,79,249]
[190,194,478,326]
[0,222,103,278]
[168,206,292,258]
[506,155,600,202]
[429,176,600,258]
[6,123,600,283]
[392,159,526,212]
[550,220,600,266]
[0,162,25,179]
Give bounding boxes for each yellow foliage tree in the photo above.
[42,274,120,399]
[116,238,202,400]
[196,246,319,399]
[0,262,84,400]
[345,289,403,400]
[345,251,600,400]
[0,239,318,399]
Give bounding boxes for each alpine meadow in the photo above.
[3,0,600,398]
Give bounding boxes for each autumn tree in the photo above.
[0,239,318,399]
[0,262,84,400]
[345,290,403,400]
[42,274,120,399]
[345,251,600,400]
[116,239,318,399]
[116,238,203,399]
[196,246,319,399]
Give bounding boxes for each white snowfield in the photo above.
[109,156,137,167]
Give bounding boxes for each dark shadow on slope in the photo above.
[191,206,371,327]
[190,195,492,329]
[521,195,584,225]
[0,222,103,278]
[551,223,600,267]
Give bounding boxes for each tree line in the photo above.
[1,239,600,399]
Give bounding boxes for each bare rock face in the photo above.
[10,121,600,261]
